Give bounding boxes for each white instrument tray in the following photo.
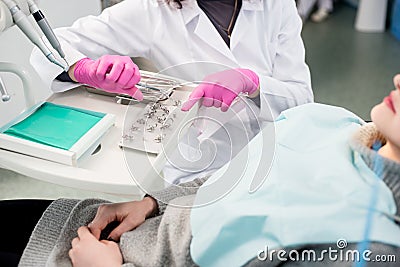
[120,89,199,155]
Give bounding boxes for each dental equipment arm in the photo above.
[0,0,67,70]
[0,62,35,107]
[0,75,10,102]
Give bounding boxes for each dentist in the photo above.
[31,0,313,183]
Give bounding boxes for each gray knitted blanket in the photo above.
[19,198,106,267]
[18,195,197,267]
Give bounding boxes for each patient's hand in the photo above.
[88,197,158,241]
[69,226,122,267]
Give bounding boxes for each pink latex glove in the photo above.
[181,68,259,112]
[73,55,143,100]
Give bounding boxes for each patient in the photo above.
[1,75,400,267]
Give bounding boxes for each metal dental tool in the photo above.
[0,75,10,102]
[1,0,67,70]
[26,0,68,67]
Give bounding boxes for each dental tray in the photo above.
[0,102,115,166]
[120,89,199,155]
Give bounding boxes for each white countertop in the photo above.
[0,86,185,196]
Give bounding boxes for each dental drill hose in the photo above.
[26,0,66,61]
[1,0,67,70]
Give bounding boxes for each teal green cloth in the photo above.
[3,102,105,150]
[190,103,400,267]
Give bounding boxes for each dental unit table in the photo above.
[0,86,193,197]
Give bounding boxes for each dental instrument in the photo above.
[26,0,68,67]
[1,0,67,70]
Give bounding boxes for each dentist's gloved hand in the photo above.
[72,55,143,100]
[181,68,260,112]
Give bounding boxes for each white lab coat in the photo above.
[31,0,313,184]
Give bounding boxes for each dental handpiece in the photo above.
[0,75,10,102]
[1,0,67,70]
[26,0,67,66]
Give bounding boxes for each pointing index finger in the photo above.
[181,85,206,111]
